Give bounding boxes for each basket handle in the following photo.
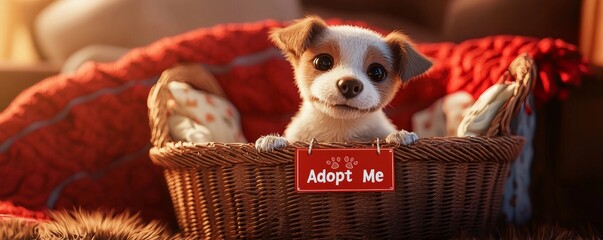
[147,64,226,147]
[485,53,537,137]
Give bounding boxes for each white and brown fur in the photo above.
[255,16,432,152]
[0,210,174,240]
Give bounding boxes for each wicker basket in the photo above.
[148,54,535,239]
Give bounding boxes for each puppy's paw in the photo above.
[386,130,419,146]
[255,134,289,152]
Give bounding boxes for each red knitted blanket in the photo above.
[0,19,588,224]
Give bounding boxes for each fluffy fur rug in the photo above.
[454,224,601,240]
[1,210,175,240]
[1,210,599,239]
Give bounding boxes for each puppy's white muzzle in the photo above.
[309,67,381,118]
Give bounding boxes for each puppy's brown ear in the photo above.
[270,16,328,63]
[385,32,432,81]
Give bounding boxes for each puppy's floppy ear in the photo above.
[385,31,432,81]
[270,16,328,63]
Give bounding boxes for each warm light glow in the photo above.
[0,0,55,63]
[0,0,14,60]
[581,0,603,66]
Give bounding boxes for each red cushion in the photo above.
[0,19,588,225]
[0,200,48,221]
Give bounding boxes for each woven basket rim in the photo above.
[150,135,524,169]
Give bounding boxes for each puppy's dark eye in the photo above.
[313,54,334,71]
[367,64,387,82]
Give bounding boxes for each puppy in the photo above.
[256,16,432,152]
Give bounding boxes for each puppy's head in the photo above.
[271,16,432,119]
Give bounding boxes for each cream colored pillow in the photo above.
[457,83,517,136]
[167,81,247,143]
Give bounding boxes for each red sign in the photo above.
[295,148,395,192]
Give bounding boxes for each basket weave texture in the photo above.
[148,54,535,239]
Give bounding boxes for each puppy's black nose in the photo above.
[337,78,363,99]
